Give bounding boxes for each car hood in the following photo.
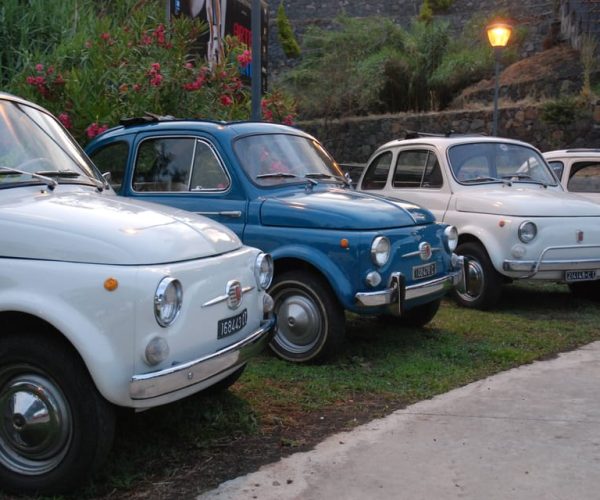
[454,187,600,217]
[260,188,434,229]
[0,189,241,264]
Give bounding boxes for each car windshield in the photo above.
[0,98,101,189]
[448,142,558,186]
[233,133,346,187]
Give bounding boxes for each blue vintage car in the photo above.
[86,117,466,363]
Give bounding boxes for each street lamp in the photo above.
[486,22,512,136]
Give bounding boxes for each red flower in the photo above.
[283,114,295,126]
[237,50,252,68]
[58,113,72,129]
[86,122,109,139]
[100,32,111,41]
[220,95,233,107]
[35,63,44,73]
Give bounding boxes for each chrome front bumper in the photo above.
[503,244,600,278]
[130,317,275,400]
[354,255,466,310]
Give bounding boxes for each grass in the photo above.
[11,281,600,499]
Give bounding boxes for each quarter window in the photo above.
[361,151,392,190]
[88,141,129,194]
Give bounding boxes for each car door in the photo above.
[360,147,452,222]
[89,133,248,238]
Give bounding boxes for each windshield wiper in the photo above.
[35,169,106,191]
[502,174,548,188]
[305,172,352,188]
[462,176,509,184]
[0,166,58,190]
[256,172,298,179]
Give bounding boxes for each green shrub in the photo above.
[277,2,301,58]
[5,1,296,144]
[541,96,586,126]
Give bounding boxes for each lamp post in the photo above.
[486,22,512,136]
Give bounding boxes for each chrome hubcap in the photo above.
[457,258,485,302]
[274,292,323,354]
[0,369,71,475]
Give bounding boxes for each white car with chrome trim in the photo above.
[357,133,600,308]
[0,93,275,495]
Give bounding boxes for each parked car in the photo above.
[356,133,600,308]
[543,149,600,203]
[85,117,466,364]
[0,93,276,495]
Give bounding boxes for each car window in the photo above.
[133,137,194,192]
[190,140,230,191]
[392,150,442,189]
[361,151,392,190]
[89,141,129,194]
[567,161,600,193]
[547,160,564,181]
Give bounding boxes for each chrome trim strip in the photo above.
[129,317,275,400]
[202,285,254,307]
[195,211,242,218]
[401,247,442,258]
[502,244,600,278]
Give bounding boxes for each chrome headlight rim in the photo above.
[443,225,458,253]
[371,236,391,267]
[518,221,537,243]
[254,252,274,290]
[154,277,183,327]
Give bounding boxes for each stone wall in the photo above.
[299,105,600,164]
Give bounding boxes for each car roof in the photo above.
[377,134,537,151]
[92,116,313,143]
[543,149,600,158]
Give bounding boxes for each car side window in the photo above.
[133,137,194,192]
[89,141,129,194]
[190,140,230,191]
[361,151,392,190]
[567,162,600,193]
[392,150,441,188]
[547,161,564,181]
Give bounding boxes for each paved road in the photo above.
[198,341,600,500]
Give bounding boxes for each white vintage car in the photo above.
[0,93,275,495]
[543,149,600,204]
[357,134,600,308]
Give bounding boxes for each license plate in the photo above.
[412,262,436,280]
[217,309,248,339]
[565,270,597,282]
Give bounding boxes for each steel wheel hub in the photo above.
[275,293,323,353]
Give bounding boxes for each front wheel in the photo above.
[452,242,503,310]
[0,332,116,495]
[268,270,345,363]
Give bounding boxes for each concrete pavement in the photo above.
[198,341,600,500]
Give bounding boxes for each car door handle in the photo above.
[195,211,242,218]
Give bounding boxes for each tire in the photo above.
[0,332,116,495]
[401,298,442,327]
[452,242,503,310]
[568,281,600,300]
[268,270,345,363]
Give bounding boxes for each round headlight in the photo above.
[371,236,391,267]
[154,277,183,327]
[255,253,274,290]
[444,225,458,252]
[518,221,537,243]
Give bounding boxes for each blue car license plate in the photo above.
[218,309,248,339]
[565,270,597,282]
[412,262,436,280]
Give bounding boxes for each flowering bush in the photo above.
[10,6,296,144]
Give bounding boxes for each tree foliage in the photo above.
[276,2,301,58]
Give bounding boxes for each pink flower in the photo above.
[133,83,142,92]
[283,114,294,126]
[150,74,163,86]
[237,50,252,68]
[141,34,153,46]
[220,95,233,107]
[58,113,72,129]
[100,32,111,41]
[263,109,273,122]
[35,63,44,73]
[86,122,109,139]
[26,76,36,85]
[151,62,161,72]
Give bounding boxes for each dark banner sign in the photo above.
[169,0,268,88]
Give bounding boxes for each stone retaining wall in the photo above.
[299,105,600,163]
